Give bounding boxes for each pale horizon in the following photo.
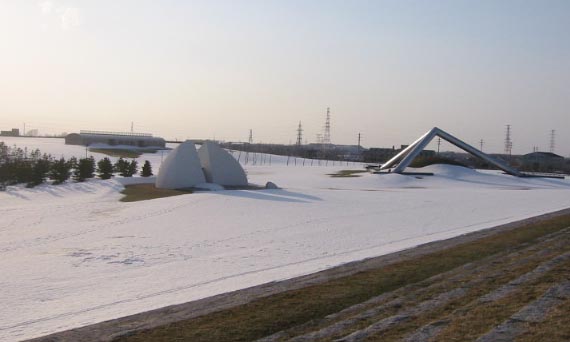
[1,1,569,155]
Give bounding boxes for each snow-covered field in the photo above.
[1,137,570,341]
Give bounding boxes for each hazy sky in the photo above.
[1,0,569,155]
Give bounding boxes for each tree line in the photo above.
[0,142,153,190]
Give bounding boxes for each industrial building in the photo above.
[363,145,435,163]
[0,128,20,137]
[65,130,166,148]
[521,152,565,172]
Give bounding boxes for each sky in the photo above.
[0,0,569,155]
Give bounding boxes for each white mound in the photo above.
[155,141,206,189]
[198,141,248,186]
[417,164,477,176]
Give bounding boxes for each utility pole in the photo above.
[437,137,441,155]
[248,129,253,144]
[357,133,361,152]
[131,122,134,133]
[480,139,484,152]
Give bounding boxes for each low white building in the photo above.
[65,131,165,148]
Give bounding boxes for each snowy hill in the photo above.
[1,138,570,341]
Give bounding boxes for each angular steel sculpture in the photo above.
[380,127,521,177]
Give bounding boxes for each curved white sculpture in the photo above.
[155,141,206,189]
[198,141,248,186]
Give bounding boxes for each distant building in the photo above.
[65,130,166,148]
[0,128,20,137]
[363,145,435,163]
[363,147,397,163]
[25,129,39,137]
[521,152,565,172]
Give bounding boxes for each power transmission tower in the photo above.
[248,129,253,144]
[480,139,484,152]
[296,122,303,146]
[505,125,512,155]
[357,133,361,151]
[437,137,441,154]
[549,129,556,153]
[323,107,331,145]
[131,122,134,133]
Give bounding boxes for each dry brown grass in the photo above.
[435,260,570,342]
[357,257,570,342]
[120,184,191,202]
[328,169,368,177]
[517,297,570,342]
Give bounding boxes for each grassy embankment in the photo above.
[119,184,266,202]
[328,169,369,177]
[115,214,570,342]
[120,184,191,202]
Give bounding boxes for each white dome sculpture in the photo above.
[198,141,248,186]
[155,141,206,189]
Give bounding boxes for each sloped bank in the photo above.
[26,207,570,342]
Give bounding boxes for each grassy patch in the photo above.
[518,297,570,342]
[328,169,368,178]
[115,214,570,342]
[430,259,570,342]
[329,246,570,342]
[89,148,144,158]
[120,184,191,202]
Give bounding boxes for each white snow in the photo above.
[1,137,570,341]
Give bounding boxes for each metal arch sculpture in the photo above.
[380,127,521,177]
